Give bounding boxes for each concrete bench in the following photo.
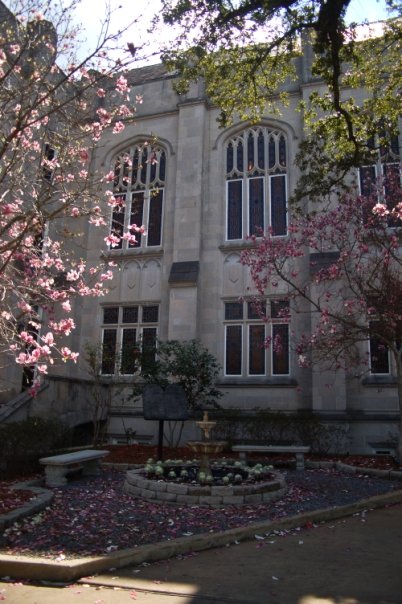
[232,445,310,470]
[39,449,109,487]
[108,433,153,445]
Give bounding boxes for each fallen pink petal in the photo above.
[1,458,401,561]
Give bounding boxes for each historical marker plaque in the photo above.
[143,384,189,421]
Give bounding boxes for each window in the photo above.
[101,304,158,375]
[42,143,56,182]
[224,300,290,377]
[110,143,166,249]
[369,322,390,375]
[359,131,400,225]
[225,126,287,240]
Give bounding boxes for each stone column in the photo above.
[168,98,207,340]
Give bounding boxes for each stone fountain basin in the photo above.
[187,441,227,455]
[124,467,287,507]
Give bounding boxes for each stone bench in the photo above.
[108,433,153,445]
[232,445,310,470]
[39,449,109,487]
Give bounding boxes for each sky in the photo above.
[70,0,395,66]
[4,0,395,67]
[73,0,165,65]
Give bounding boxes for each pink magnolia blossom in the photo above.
[104,171,115,183]
[66,269,81,281]
[121,232,137,245]
[130,224,146,234]
[79,149,89,162]
[105,234,121,247]
[96,108,111,125]
[112,121,125,134]
[61,347,79,362]
[19,331,36,345]
[62,300,71,312]
[372,203,389,217]
[49,318,75,335]
[100,270,113,281]
[41,332,55,346]
[89,215,107,227]
[16,352,29,365]
[118,105,133,117]
[116,75,128,93]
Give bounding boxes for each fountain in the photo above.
[123,410,288,506]
[187,410,227,479]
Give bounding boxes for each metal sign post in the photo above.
[142,384,189,461]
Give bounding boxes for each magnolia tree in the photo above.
[242,175,402,460]
[0,0,145,389]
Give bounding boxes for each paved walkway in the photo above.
[1,503,402,604]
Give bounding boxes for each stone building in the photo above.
[1,15,400,454]
[73,46,400,454]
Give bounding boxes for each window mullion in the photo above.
[144,190,150,246]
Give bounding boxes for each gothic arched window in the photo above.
[225,126,287,239]
[110,142,166,249]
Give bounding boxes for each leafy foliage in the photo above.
[0,416,72,478]
[142,339,223,411]
[158,0,402,199]
[212,408,349,455]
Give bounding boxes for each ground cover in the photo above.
[0,446,399,519]
[1,447,401,561]
[0,481,38,515]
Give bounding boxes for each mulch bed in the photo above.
[1,446,401,561]
[0,446,398,518]
[104,444,400,469]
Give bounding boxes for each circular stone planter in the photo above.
[123,468,287,507]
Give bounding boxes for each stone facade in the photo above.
[1,33,400,455]
[79,53,400,454]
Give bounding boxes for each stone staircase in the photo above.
[0,382,48,424]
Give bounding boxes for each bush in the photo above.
[213,408,349,455]
[210,409,248,445]
[0,417,72,479]
[245,409,295,445]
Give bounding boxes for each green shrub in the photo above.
[210,408,248,446]
[212,408,348,455]
[0,417,72,479]
[245,409,295,445]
